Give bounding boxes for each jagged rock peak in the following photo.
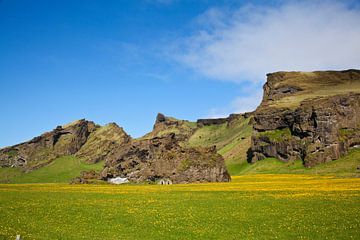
[155,113,166,124]
[152,113,182,130]
[75,122,131,164]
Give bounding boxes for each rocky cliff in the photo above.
[100,114,231,183]
[251,70,360,167]
[0,119,98,170]
[101,133,230,183]
[2,69,358,182]
[0,116,231,183]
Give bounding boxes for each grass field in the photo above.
[227,148,360,177]
[188,117,253,176]
[0,174,359,240]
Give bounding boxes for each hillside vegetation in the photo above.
[1,70,360,183]
[188,116,253,175]
[0,156,103,184]
[1,114,359,183]
[237,148,360,177]
[261,70,360,109]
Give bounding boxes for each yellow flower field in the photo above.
[0,174,359,239]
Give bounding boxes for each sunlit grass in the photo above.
[233,148,360,177]
[0,174,359,239]
[0,156,104,184]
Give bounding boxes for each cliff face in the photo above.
[251,70,360,167]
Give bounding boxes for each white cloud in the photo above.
[205,87,263,118]
[174,1,360,83]
[231,90,263,113]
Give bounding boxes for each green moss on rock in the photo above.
[258,128,292,142]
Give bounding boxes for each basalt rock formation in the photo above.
[251,70,360,167]
[101,133,230,183]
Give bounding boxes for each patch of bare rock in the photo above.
[101,132,230,184]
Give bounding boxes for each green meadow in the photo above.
[0,144,359,239]
[0,175,359,240]
[0,156,103,184]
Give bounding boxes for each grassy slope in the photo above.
[0,175,359,239]
[188,117,253,176]
[238,148,360,177]
[186,115,360,177]
[2,119,357,182]
[75,123,129,163]
[0,156,103,184]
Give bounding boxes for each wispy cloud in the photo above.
[231,90,263,113]
[206,86,263,118]
[173,1,360,83]
[170,0,360,117]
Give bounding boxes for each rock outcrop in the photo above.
[0,115,231,184]
[197,113,252,127]
[0,119,98,170]
[142,113,197,142]
[101,133,230,183]
[251,70,360,167]
[75,123,131,163]
[70,170,101,184]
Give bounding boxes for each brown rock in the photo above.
[251,70,360,167]
[142,113,197,142]
[70,170,101,184]
[0,119,97,170]
[101,133,230,183]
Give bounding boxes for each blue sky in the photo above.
[1,0,360,147]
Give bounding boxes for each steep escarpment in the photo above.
[251,70,360,167]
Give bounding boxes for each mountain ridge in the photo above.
[1,69,359,183]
